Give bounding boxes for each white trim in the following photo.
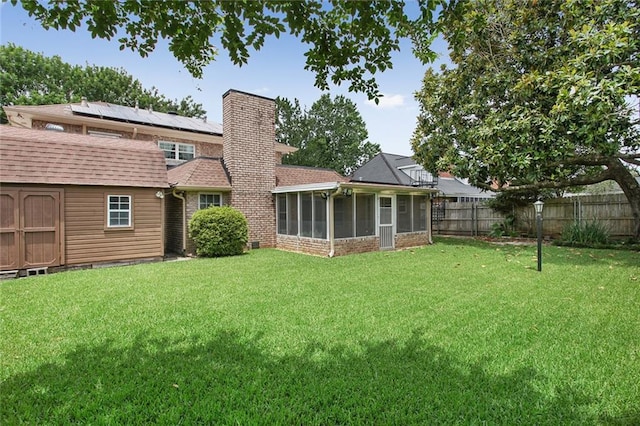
[107,194,132,228]
[273,182,341,194]
[273,181,438,195]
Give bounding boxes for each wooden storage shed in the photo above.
[0,126,169,274]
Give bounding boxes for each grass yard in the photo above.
[1,237,639,424]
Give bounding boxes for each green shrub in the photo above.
[560,220,610,246]
[188,206,248,257]
[488,214,517,238]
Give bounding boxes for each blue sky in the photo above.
[1,3,450,156]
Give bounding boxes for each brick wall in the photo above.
[395,232,430,250]
[333,237,380,256]
[223,90,277,248]
[276,235,331,256]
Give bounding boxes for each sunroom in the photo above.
[273,182,438,257]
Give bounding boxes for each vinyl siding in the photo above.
[64,186,164,265]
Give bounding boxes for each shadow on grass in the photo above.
[2,330,595,424]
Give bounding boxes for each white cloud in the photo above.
[365,93,405,109]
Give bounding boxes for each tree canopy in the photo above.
[0,43,205,122]
[411,0,640,238]
[276,94,380,176]
[12,0,640,238]
[11,0,440,100]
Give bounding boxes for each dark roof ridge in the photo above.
[379,153,407,185]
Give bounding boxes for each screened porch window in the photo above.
[334,193,376,238]
[334,195,354,238]
[276,192,327,239]
[313,193,327,239]
[355,193,375,237]
[397,195,412,233]
[397,195,428,233]
[287,193,298,235]
[413,196,428,231]
[301,193,313,237]
[277,194,287,234]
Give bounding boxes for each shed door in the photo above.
[0,191,19,270]
[20,191,61,268]
[0,189,62,271]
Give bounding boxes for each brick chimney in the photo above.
[223,90,276,247]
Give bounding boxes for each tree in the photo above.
[11,0,441,100]
[411,0,640,239]
[276,94,380,176]
[0,43,205,122]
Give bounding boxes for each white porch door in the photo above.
[379,196,394,249]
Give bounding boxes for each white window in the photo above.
[159,141,195,161]
[199,193,222,209]
[107,195,131,227]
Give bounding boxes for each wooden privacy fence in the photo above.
[432,193,635,239]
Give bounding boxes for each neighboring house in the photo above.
[2,90,438,265]
[352,152,494,202]
[0,126,168,275]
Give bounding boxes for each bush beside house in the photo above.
[188,207,249,257]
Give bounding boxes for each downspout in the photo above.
[327,185,343,258]
[172,188,187,255]
[329,194,335,257]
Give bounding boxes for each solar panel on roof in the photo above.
[70,103,223,135]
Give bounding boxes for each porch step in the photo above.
[26,267,48,277]
[0,270,19,280]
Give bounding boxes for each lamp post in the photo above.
[534,200,544,272]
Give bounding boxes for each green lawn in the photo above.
[1,237,639,424]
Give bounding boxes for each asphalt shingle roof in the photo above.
[351,153,413,185]
[167,157,231,189]
[352,152,493,198]
[0,126,168,188]
[276,164,346,187]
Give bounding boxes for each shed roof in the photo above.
[0,126,168,188]
[167,157,231,190]
[276,164,347,187]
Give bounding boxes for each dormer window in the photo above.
[159,141,195,161]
